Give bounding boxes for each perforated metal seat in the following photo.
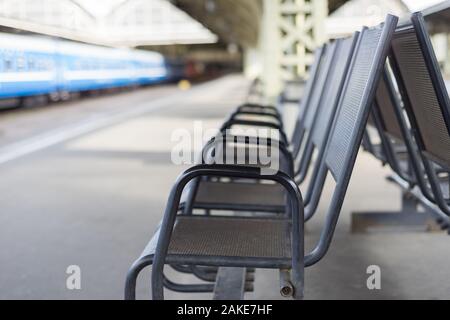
[168,216,291,264]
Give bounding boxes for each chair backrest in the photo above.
[390,12,450,169]
[305,15,398,266]
[296,34,360,185]
[374,71,404,142]
[324,18,397,182]
[291,43,338,155]
[369,67,422,184]
[302,42,338,134]
[311,35,360,150]
[373,66,438,202]
[294,46,325,123]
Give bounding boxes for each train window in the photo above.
[3,57,13,71]
[37,59,51,71]
[45,59,54,70]
[28,58,35,70]
[17,56,26,70]
[40,60,46,71]
[36,60,44,71]
[82,61,89,70]
[75,60,82,70]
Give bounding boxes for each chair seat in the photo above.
[167,216,292,267]
[190,181,287,212]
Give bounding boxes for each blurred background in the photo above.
[0,0,448,110]
[1,0,450,300]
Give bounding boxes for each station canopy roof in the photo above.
[325,0,449,38]
[326,0,409,38]
[0,0,448,48]
[174,0,356,48]
[0,0,363,48]
[0,0,218,47]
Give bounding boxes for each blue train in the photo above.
[0,32,169,103]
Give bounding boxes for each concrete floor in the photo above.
[0,75,449,300]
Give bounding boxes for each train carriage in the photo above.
[0,32,168,104]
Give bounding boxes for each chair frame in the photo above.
[125,15,399,300]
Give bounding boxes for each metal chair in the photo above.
[352,64,444,232]
[125,15,398,300]
[157,48,336,290]
[387,12,450,224]
[181,36,358,216]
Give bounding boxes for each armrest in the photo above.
[229,110,282,123]
[202,133,291,165]
[237,103,278,112]
[220,119,288,143]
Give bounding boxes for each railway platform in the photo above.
[1,75,450,299]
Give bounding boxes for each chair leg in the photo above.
[125,256,216,300]
[213,267,247,300]
[291,200,305,300]
[125,255,154,300]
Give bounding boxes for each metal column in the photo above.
[445,34,450,78]
[259,0,328,99]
